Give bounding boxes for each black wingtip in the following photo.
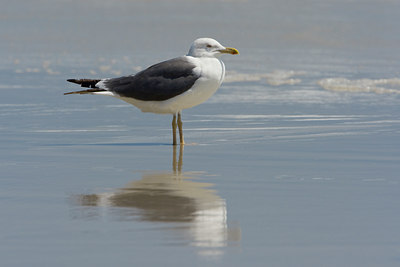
[66,78,102,88]
[67,79,79,83]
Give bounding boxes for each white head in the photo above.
[187,38,239,58]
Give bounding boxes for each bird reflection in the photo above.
[72,145,240,253]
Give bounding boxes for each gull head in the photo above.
[187,38,239,58]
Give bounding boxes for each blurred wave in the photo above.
[225,70,306,85]
[318,78,400,94]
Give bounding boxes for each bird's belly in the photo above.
[118,78,220,114]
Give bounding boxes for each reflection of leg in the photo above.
[178,144,183,173]
[172,114,177,146]
[172,144,183,174]
[177,111,185,145]
[172,145,177,173]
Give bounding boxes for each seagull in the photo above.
[65,38,239,145]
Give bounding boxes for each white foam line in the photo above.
[272,131,369,139]
[291,118,357,122]
[193,114,369,120]
[0,85,25,89]
[0,104,41,107]
[28,129,127,133]
[185,124,382,132]
[343,120,400,125]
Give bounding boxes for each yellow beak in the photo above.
[219,47,239,55]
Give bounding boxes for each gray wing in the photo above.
[102,57,200,101]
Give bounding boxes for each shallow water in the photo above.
[1,0,400,266]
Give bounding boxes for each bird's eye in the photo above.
[206,44,212,48]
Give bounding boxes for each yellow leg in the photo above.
[177,112,185,145]
[172,114,177,146]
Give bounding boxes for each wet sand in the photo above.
[2,0,400,266]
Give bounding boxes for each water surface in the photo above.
[1,0,400,266]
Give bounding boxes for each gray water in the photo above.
[1,0,400,266]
